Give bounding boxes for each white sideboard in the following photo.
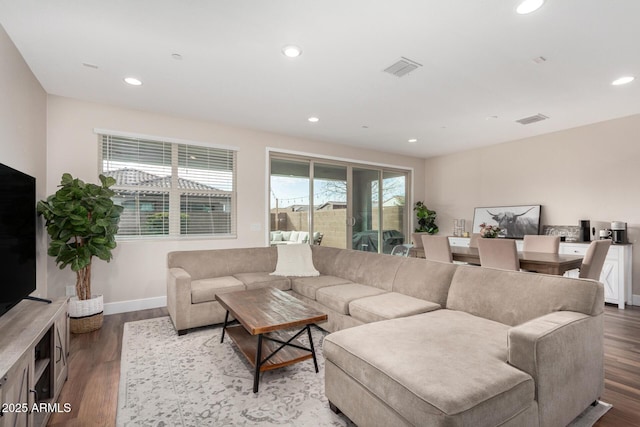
[448,237,633,309]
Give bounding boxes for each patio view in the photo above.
[270,157,407,254]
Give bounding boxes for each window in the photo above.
[99,133,236,238]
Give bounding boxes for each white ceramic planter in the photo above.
[68,294,103,318]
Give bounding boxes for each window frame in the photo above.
[96,129,238,240]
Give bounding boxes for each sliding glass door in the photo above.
[351,167,380,252]
[269,154,409,254]
[313,163,348,248]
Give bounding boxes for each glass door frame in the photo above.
[268,151,411,253]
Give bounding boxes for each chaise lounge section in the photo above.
[166,245,604,427]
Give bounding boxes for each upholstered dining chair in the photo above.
[522,235,560,254]
[477,238,519,271]
[421,235,453,263]
[469,233,481,249]
[579,240,611,280]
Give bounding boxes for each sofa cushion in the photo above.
[233,272,291,291]
[392,257,457,308]
[291,275,353,300]
[191,276,245,304]
[310,246,344,275]
[323,310,534,427]
[348,292,440,324]
[168,247,277,280]
[447,265,604,326]
[316,283,387,315]
[353,252,404,291]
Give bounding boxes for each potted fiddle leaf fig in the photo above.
[37,173,123,333]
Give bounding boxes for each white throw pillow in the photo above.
[289,231,300,242]
[271,244,320,277]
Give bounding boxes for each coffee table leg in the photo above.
[220,310,230,343]
[307,325,320,373]
[253,334,263,393]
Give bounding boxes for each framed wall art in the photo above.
[472,205,541,239]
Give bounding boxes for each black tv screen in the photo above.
[0,163,36,317]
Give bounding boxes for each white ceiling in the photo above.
[1,1,639,158]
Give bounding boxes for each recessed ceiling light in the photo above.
[408,138,418,143]
[516,0,545,14]
[308,116,319,123]
[612,76,635,86]
[282,45,302,58]
[124,77,143,86]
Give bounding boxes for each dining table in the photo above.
[410,246,584,276]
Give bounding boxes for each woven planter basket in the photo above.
[69,295,104,334]
[70,312,103,334]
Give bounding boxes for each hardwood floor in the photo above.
[47,305,640,426]
[47,307,168,427]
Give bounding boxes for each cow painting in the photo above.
[473,205,541,238]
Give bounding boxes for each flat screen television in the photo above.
[0,163,37,318]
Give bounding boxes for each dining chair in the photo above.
[477,238,519,271]
[469,233,481,249]
[421,235,453,263]
[579,240,612,280]
[522,235,560,254]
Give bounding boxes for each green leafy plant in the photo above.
[414,201,438,234]
[37,173,123,300]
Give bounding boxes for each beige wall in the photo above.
[424,114,640,301]
[0,25,48,298]
[46,96,424,310]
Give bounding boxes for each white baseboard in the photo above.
[104,296,167,315]
[632,294,640,307]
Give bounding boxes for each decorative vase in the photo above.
[68,294,104,333]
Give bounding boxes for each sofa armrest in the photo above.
[167,267,192,333]
[508,311,604,427]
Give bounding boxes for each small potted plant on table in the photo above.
[37,173,123,333]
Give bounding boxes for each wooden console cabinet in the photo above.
[0,298,69,427]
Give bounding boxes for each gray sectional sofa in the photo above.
[166,245,604,427]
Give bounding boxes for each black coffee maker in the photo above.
[611,221,627,244]
[579,220,591,242]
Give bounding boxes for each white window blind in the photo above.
[99,134,236,238]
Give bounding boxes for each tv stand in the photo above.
[24,296,53,304]
[0,297,69,426]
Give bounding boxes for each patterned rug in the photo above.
[117,316,353,426]
[117,316,611,427]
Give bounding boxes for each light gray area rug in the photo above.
[117,316,611,427]
[117,316,353,426]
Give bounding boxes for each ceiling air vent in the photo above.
[383,57,423,77]
[516,114,549,125]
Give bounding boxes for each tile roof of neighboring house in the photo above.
[103,168,224,192]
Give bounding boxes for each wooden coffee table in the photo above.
[216,287,328,393]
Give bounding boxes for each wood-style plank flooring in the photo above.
[47,305,640,426]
